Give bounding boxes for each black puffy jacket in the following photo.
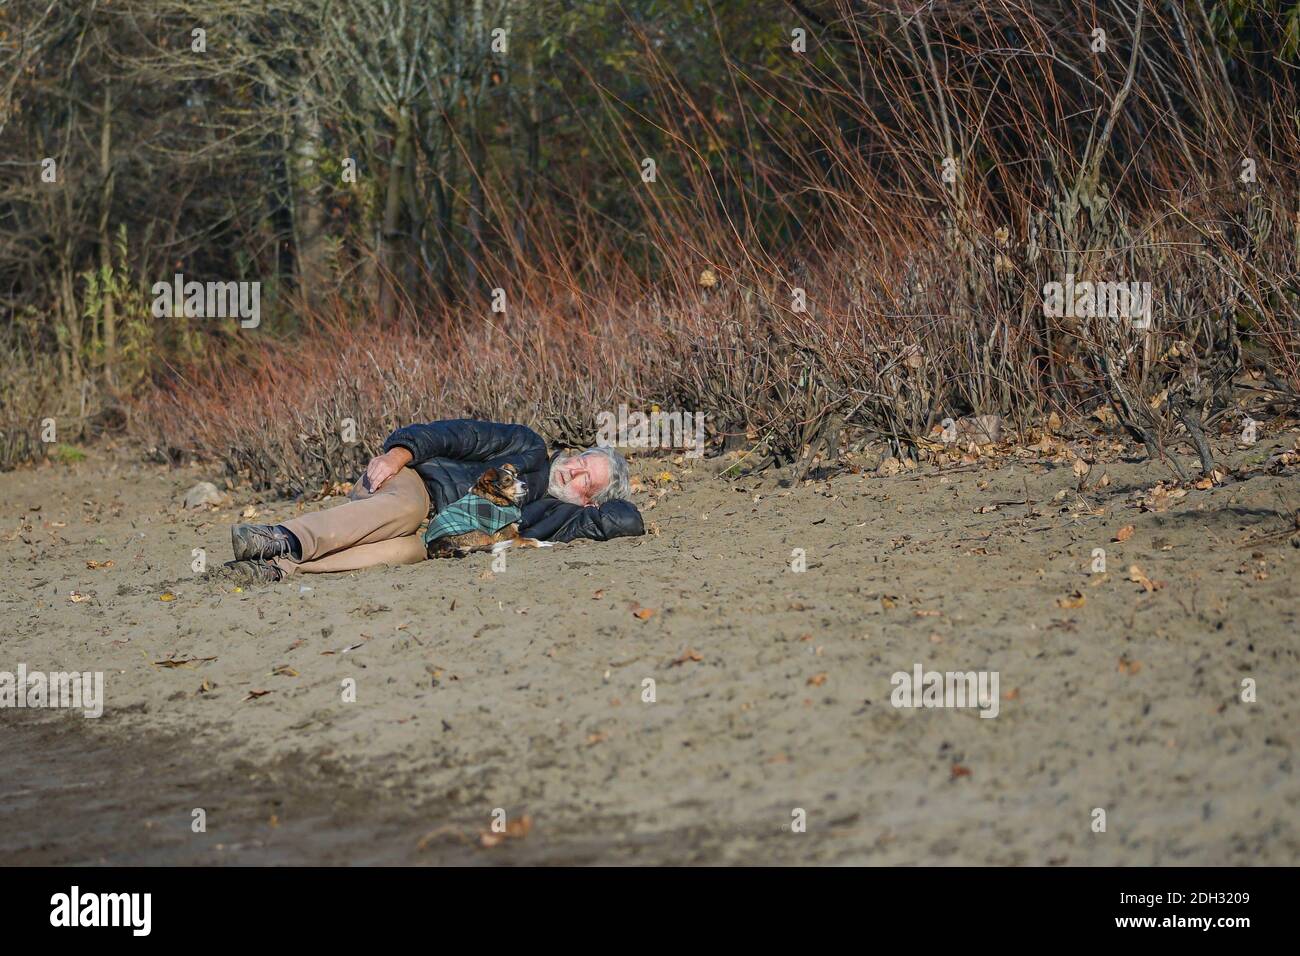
[383,419,644,544]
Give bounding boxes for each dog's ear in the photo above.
[478,467,500,485]
[500,463,517,477]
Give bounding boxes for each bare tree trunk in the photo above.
[514,47,539,257]
[379,103,412,323]
[463,0,486,295]
[465,115,484,295]
[98,83,116,389]
[291,96,329,313]
[433,145,453,301]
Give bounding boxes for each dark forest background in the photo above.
[2,1,1299,491]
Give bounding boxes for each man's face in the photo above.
[548,453,611,506]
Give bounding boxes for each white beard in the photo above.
[547,473,587,505]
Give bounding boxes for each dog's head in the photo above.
[472,463,527,506]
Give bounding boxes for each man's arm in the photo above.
[519,498,644,543]
[362,445,413,491]
[384,419,548,468]
[365,419,548,491]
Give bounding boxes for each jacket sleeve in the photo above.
[383,419,548,469]
[519,498,644,544]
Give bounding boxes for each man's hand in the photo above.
[363,447,413,491]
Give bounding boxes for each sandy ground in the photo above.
[2,429,1298,865]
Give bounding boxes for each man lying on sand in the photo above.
[220,419,642,583]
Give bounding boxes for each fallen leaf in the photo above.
[1118,656,1143,675]
[69,591,92,603]
[670,647,703,667]
[86,560,114,570]
[1127,564,1164,593]
[153,656,216,669]
[1056,591,1086,609]
[1114,525,1134,542]
[243,689,272,702]
[479,814,532,849]
[159,592,176,602]
[951,764,972,779]
[807,672,828,687]
[633,607,655,620]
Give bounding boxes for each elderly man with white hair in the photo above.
[222,419,641,583]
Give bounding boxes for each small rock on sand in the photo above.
[182,481,225,509]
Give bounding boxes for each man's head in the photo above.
[547,447,631,506]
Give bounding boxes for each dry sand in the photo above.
[2,432,1298,865]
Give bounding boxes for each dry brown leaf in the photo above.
[154,656,216,669]
[1114,525,1134,542]
[86,560,114,570]
[670,647,703,667]
[1127,564,1164,593]
[807,672,828,687]
[950,764,972,779]
[633,607,655,620]
[243,689,272,702]
[479,814,532,849]
[1056,591,1086,609]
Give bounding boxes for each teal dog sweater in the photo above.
[423,493,521,546]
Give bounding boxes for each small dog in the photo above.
[424,463,552,559]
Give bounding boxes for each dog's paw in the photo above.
[490,540,515,555]
[534,540,554,548]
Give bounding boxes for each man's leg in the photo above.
[287,534,427,574]
[271,468,430,576]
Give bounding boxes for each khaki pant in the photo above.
[272,468,430,576]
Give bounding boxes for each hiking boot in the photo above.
[221,559,284,585]
[232,523,296,561]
